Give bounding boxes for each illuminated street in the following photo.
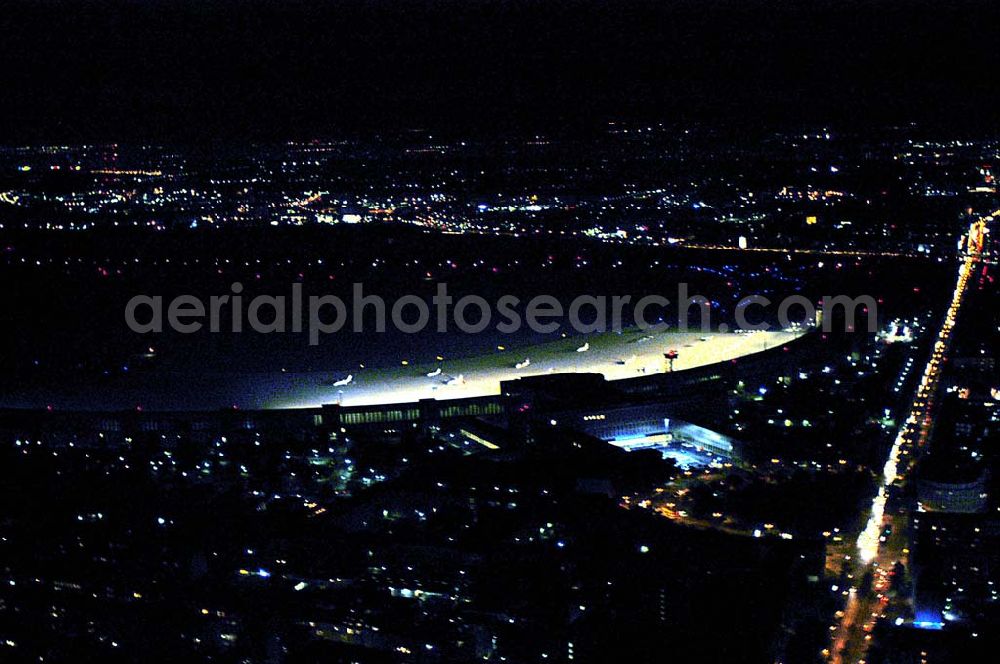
[828,212,996,664]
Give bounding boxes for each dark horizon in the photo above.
[3,0,1000,142]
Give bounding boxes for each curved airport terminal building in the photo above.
[0,328,819,469]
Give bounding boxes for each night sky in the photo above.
[2,0,999,141]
